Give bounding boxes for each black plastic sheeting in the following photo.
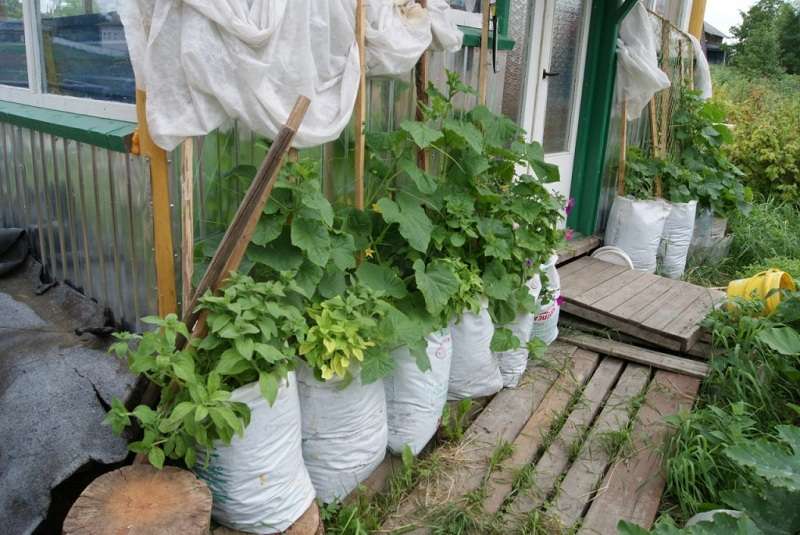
[0,256,137,534]
[0,228,28,276]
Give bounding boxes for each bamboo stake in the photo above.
[354,0,366,210]
[415,0,429,172]
[134,98,311,460]
[180,138,194,317]
[478,0,490,106]
[617,100,628,196]
[135,89,177,317]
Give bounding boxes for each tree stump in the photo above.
[63,465,212,535]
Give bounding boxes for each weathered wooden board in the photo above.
[560,333,709,378]
[577,371,701,534]
[507,358,625,517]
[482,348,599,515]
[557,236,602,265]
[549,364,651,529]
[561,261,631,298]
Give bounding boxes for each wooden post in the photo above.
[63,465,212,535]
[688,0,707,40]
[478,0,490,106]
[415,0,429,172]
[136,89,178,317]
[180,138,194,317]
[354,0,366,210]
[617,101,628,197]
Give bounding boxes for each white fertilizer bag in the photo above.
[659,200,697,279]
[494,275,542,388]
[531,255,561,346]
[385,329,453,455]
[194,373,314,534]
[297,363,388,503]
[448,298,503,400]
[605,196,671,273]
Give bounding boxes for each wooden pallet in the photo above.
[559,257,725,352]
[377,340,701,534]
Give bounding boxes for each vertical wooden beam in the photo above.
[478,0,490,106]
[180,138,194,317]
[135,89,177,317]
[354,0,366,210]
[688,0,707,40]
[415,0,429,172]
[616,101,628,197]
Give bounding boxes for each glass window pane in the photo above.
[543,0,587,154]
[39,0,134,103]
[0,0,28,88]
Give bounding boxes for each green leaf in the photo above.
[132,405,157,426]
[443,118,484,153]
[214,349,251,376]
[724,425,800,492]
[400,121,443,148]
[330,233,357,271]
[293,260,324,298]
[319,268,347,299]
[254,343,284,364]
[235,336,255,360]
[377,193,433,253]
[194,405,208,422]
[184,447,197,468]
[356,262,408,299]
[252,213,287,246]
[301,190,335,227]
[148,446,166,470]
[413,259,459,316]
[291,217,331,267]
[361,350,396,384]
[723,485,800,535]
[491,327,520,352]
[483,261,514,300]
[259,371,280,406]
[400,159,438,195]
[758,326,800,355]
[247,236,304,272]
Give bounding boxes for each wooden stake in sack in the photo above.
[354,0,367,210]
[180,138,194,316]
[478,0,490,106]
[617,100,628,197]
[415,0,430,172]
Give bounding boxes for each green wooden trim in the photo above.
[460,26,515,51]
[0,100,135,153]
[567,0,622,235]
[616,0,638,21]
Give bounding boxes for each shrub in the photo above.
[738,257,800,279]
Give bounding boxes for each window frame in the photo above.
[0,0,136,122]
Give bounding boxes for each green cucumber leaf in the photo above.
[291,217,331,267]
[356,262,408,299]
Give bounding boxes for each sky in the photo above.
[705,0,758,39]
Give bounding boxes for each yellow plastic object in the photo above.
[727,269,796,314]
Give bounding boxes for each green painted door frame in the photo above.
[567,0,637,235]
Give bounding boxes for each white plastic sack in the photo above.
[605,196,671,273]
[615,2,671,117]
[120,0,462,151]
[297,363,387,503]
[531,255,562,346]
[385,329,453,455]
[448,298,503,400]
[688,33,713,101]
[658,200,697,279]
[194,374,315,534]
[494,276,542,388]
[428,0,464,52]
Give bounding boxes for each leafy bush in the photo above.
[738,257,800,279]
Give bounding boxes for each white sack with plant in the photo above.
[605,196,671,273]
[119,0,462,151]
[530,255,562,345]
[385,328,453,455]
[658,200,697,279]
[494,275,542,388]
[194,376,314,534]
[448,298,503,400]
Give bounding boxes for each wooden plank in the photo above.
[507,358,625,517]
[610,276,674,320]
[550,364,651,529]
[381,342,580,533]
[578,269,649,307]
[561,303,684,352]
[663,288,723,338]
[478,0,490,106]
[557,236,602,265]
[354,0,366,210]
[637,284,704,331]
[180,137,194,317]
[562,261,631,299]
[557,256,600,279]
[578,371,701,534]
[560,333,709,379]
[482,348,599,515]
[592,272,660,314]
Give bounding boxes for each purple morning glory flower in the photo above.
[556,295,565,307]
[565,197,575,216]
[565,228,574,241]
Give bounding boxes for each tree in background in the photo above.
[731,0,800,76]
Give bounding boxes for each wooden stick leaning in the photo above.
[415,0,429,172]
[617,100,628,197]
[354,0,367,210]
[135,97,311,448]
[478,0,490,106]
[181,138,194,317]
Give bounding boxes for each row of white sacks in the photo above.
[194,256,562,534]
[605,195,698,278]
